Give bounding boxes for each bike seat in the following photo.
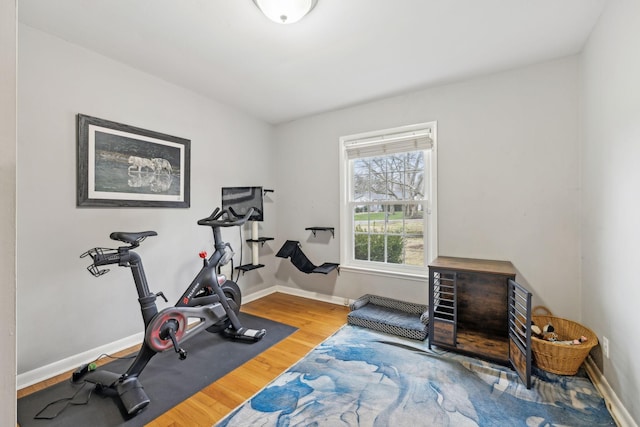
[110,231,157,245]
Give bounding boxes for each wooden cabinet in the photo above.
[428,256,533,387]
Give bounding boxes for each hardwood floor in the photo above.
[17,293,350,427]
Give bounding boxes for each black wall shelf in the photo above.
[246,237,274,247]
[306,227,335,238]
[236,264,265,274]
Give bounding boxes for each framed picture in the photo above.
[77,114,190,208]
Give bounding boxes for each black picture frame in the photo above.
[77,114,190,208]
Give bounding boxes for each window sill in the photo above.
[339,264,428,282]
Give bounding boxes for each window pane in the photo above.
[353,204,369,261]
[354,233,369,261]
[369,157,388,201]
[388,171,404,199]
[405,203,424,221]
[369,234,385,262]
[366,205,384,233]
[404,236,424,266]
[405,152,425,200]
[353,159,370,201]
[406,151,424,169]
[386,205,403,235]
[405,203,424,266]
[353,205,370,232]
[384,234,402,264]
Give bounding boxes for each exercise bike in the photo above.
[74,207,266,416]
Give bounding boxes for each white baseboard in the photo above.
[17,331,144,390]
[17,286,348,390]
[584,356,637,427]
[242,286,277,303]
[269,285,352,307]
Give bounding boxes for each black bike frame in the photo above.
[76,207,260,417]
[122,223,242,378]
[174,225,244,330]
[176,227,226,308]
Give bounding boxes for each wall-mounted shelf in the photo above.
[306,227,335,238]
[246,237,274,247]
[236,264,265,274]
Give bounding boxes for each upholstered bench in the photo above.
[348,294,429,340]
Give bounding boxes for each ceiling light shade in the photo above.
[253,0,318,25]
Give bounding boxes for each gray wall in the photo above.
[1,0,17,425]
[17,25,276,375]
[14,2,640,424]
[581,0,640,422]
[273,57,582,320]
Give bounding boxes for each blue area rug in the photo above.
[217,325,615,426]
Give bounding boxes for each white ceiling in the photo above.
[18,0,607,124]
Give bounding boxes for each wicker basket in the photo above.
[531,306,598,375]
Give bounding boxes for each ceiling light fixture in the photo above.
[253,0,318,25]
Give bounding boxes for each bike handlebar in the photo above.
[197,207,254,228]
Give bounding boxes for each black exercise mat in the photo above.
[18,313,296,427]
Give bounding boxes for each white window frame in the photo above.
[339,122,438,279]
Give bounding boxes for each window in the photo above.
[339,122,437,278]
